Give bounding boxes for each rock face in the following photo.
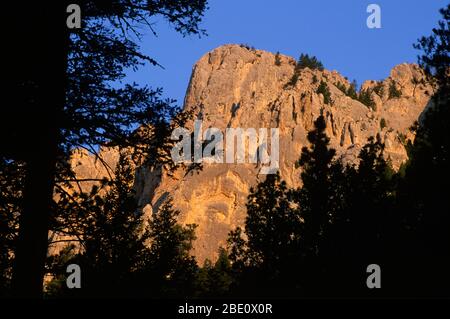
[75,44,433,263]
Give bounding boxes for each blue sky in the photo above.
[123,0,445,105]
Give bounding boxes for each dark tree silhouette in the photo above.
[395,4,450,297]
[49,151,151,297]
[347,80,358,99]
[388,81,402,99]
[227,173,302,297]
[0,159,25,295]
[286,53,324,87]
[296,53,324,71]
[196,248,233,298]
[358,88,376,109]
[141,199,198,298]
[45,152,199,298]
[295,113,338,257]
[2,1,208,298]
[316,81,332,105]
[321,138,395,297]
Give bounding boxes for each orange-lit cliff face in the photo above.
[70,44,433,263]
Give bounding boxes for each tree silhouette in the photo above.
[347,80,358,99]
[295,113,338,257]
[139,199,198,298]
[196,248,233,298]
[388,81,402,99]
[227,173,302,297]
[296,53,324,71]
[0,159,25,295]
[2,1,208,297]
[316,80,332,105]
[358,88,376,109]
[286,53,324,87]
[45,152,199,298]
[322,138,395,297]
[63,151,151,297]
[395,4,450,297]
[2,2,448,300]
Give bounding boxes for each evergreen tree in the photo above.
[291,113,348,296]
[388,81,402,99]
[286,53,324,87]
[396,4,450,297]
[321,138,394,297]
[358,88,376,109]
[347,80,358,99]
[143,200,198,298]
[2,1,208,297]
[336,81,347,94]
[0,159,25,296]
[295,114,337,257]
[46,151,152,297]
[372,81,385,97]
[197,248,233,298]
[227,173,302,297]
[296,53,324,71]
[46,152,199,298]
[316,81,331,105]
[380,118,387,130]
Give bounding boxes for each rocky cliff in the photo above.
[73,44,433,263]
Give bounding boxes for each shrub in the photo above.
[347,80,358,99]
[274,52,282,66]
[240,43,255,51]
[373,81,384,96]
[380,118,387,130]
[296,53,324,71]
[285,53,324,88]
[285,72,300,88]
[358,88,376,109]
[336,81,347,94]
[388,81,402,99]
[317,80,331,105]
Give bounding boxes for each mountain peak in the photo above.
[143,46,433,262]
[72,46,434,263]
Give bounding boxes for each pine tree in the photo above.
[47,151,152,297]
[388,81,402,99]
[396,4,450,297]
[0,159,25,295]
[144,200,198,298]
[316,80,331,105]
[286,53,324,87]
[295,114,337,257]
[47,152,200,298]
[380,118,387,130]
[296,53,324,71]
[2,1,208,297]
[373,81,385,97]
[227,173,302,296]
[347,80,358,99]
[322,138,394,297]
[336,81,347,94]
[290,113,350,296]
[358,88,375,109]
[197,248,233,298]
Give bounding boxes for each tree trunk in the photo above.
[11,3,69,298]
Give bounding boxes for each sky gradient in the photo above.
[123,0,444,105]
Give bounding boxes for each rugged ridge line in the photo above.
[72,44,433,263]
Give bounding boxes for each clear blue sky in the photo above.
[123,0,445,105]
